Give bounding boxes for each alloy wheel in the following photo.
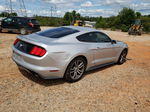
[70,60,85,80]
[119,50,127,64]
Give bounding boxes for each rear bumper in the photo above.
[13,58,62,79]
[12,47,64,79]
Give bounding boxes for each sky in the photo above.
[0,0,150,17]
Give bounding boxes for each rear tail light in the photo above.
[28,22,34,27]
[29,46,46,57]
[14,39,20,45]
[13,39,46,57]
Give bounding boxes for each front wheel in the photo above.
[117,50,127,65]
[64,57,86,82]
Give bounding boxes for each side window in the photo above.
[12,18,17,22]
[17,18,21,24]
[76,32,97,43]
[95,32,111,43]
[4,18,12,22]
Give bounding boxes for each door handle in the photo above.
[90,48,98,50]
[90,47,100,50]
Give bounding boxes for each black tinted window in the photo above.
[30,19,39,24]
[95,32,111,42]
[4,18,13,22]
[76,32,111,43]
[76,33,97,42]
[37,27,79,38]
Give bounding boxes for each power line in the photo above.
[4,0,13,13]
[4,0,27,16]
[18,0,27,16]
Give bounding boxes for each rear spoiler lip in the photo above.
[16,35,47,49]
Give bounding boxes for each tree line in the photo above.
[0,8,150,32]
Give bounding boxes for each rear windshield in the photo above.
[37,27,79,38]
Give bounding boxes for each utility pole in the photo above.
[50,5,57,17]
[9,0,13,13]
[54,4,57,17]
[5,0,27,16]
[50,6,53,17]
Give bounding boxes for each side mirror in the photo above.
[111,40,116,44]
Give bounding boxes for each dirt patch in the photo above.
[0,28,150,112]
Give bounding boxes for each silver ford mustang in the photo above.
[12,26,128,82]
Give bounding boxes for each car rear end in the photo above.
[26,18,41,33]
[12,27,82,79]
[12,35,64,79]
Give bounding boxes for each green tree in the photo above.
[63,10,82,25]
[72,10,76,22]
[141,16,150,32]
[63,12,73,25]
[0,12,9,17]
[136,12,141,18]
[76,13,81,20]
[118,7,136,26]
[0,12,17,17]
[10,12,18,16]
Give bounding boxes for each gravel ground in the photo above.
[0,27,150,112]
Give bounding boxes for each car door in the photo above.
[76,32,100,67]
[93,32,117,65]
[1,17,13,29]
[11,17,19,30]
[76,32,117,67]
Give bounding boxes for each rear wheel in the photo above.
[0,29,1,33]
[117,49,127,65]
[138,29,142,35]
[20,28,27,35]
[138,32,141,35]
[128,28,132,35]
[128,32,131,35]
[64,57,86,82]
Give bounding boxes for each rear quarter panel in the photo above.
[46,42,93,72]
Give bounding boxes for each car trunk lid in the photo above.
[14,34,51,57]
[17,33,56,45]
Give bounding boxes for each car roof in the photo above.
[63,26,98,32]
[10,16,35,20]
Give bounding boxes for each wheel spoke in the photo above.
[122,53,126,57]
[73,72,77,79]
[77,69,83,75]
[70,68,75,74]
[74,61,78,67]
[78,62,84,68]
[120,52,127,63]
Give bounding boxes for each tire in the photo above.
[138,32,141,36]
[138,30,142,36]
[0,27,2,33]
[117,49,128,65]
[64,57,87,82]
[20,28,27,35]
[128,32,131,35]
[128,28,132,35]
